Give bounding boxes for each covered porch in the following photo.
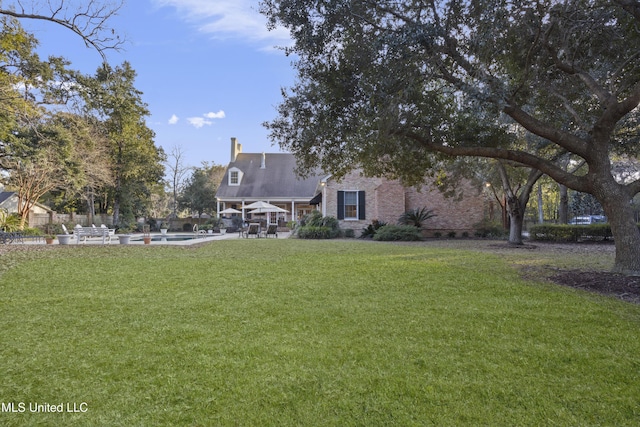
[216,199,316,227]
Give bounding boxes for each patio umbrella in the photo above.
[219,208,242,214]
[244,201,289,213]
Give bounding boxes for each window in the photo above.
[228,168,242,186]
[344,191,358,219]
[337,191,365,220]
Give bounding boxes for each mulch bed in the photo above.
[549,270,640,304]
[484,241,640,304]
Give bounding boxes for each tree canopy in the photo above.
[180,163,226,217]
[0,6,166,229]
[261,0,640,274]
[77,61,165,226]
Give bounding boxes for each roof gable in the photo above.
[0,191,14,205]
[216,153,324,199]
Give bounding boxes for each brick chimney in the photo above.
[230,137,242,162]
[261,152,266,169]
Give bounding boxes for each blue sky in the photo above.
[21,0,295,169]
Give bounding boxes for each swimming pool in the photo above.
[131,234,213,242]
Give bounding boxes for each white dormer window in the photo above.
[228,168,242,186]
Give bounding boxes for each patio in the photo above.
[5,230,291,246]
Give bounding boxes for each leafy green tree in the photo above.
[570,192,605,217]
[78,62,165,225]
[179,163,225,217]
[262,0,640,274]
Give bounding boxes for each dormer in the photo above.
[228,167,243,186]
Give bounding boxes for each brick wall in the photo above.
[404,181,488,235]
[324,171,488,235]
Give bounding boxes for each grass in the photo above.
[0,239,639,426]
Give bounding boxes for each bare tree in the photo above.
[9,147,66,229]
[165,145,191,219]
[0,0,125,60]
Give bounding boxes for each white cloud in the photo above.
[204,110,225,119]
[186,111,225,128]
[152,0,292,47]
[187,117,213,128]
[168,114,179,124]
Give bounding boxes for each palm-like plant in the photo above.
[398,207,436,229]
[0,208,21,232]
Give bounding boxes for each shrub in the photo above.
[297,211,341,239]
[373,225,423,241]
[0,209,21,232]
[462,231,470,238]
[360,220,387,239]
[206,217,224,228]
[343,228,355,238]
[398,207,436,228]
[286,220,297,229]
[297,226,339,239]
[300,210,323,227]
[182,223,192,232]
[231,216,244,228]
[21,227,43,236]
[433,231,442,238]
[529,223,613,242]
[447,231,457,238]
[473,219,506,238]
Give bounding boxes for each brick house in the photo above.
[216,138,489,235]
[215,138,325,225]
[314,171,488,236]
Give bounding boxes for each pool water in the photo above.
[132,234,210,242]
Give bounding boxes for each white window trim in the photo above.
[343,190,359,220]
[228,167,243,186]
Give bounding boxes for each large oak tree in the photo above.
[262,0,640,274]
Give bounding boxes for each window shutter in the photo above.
[358,191,366,220]
[337,191,345,220]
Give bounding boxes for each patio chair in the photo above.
[100,224,115,243]
[244,223,261,238]
[263,224,278,238]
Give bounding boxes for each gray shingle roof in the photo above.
[215,153,324,200]
[0,191,15,205]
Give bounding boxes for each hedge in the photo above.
[529,223,613,242]
[372,224,423,241]
[297,226,340,239]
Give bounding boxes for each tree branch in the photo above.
[0,0,125,61]
[615,0,640,22]
[405,130,590,192]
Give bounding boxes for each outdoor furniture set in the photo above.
[241,223,278,238]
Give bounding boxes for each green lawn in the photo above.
[1,240,639,426]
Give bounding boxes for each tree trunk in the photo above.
[506,195,525,245]
[594,179,640,275]
[537,184,544,223]
[558,184,569,224]
[113,200,120,226]
[496,163,543,245]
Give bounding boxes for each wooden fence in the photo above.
[29,213,114,228]
[28,213,208,232]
